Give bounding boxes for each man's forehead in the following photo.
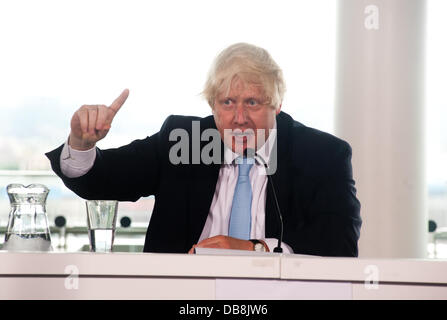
[217,80,266,98]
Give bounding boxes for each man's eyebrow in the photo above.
[217,95,264,101]
[244,96,266,102]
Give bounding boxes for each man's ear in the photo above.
[276,103,282,115]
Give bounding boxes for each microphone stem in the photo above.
[268,176,283,253]
[253,151,284,253]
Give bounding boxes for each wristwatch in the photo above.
[249,239,267,252]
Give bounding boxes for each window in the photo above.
[0,0,336,251]
[426,0,447,257]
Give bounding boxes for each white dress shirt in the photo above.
[60,124,292,253]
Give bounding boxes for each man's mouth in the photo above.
[231,129,255,137]
[232,132,252,137]
[223,129,257,152]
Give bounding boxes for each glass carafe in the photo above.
[3,184,53,251]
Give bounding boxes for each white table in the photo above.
[0,251,446,300]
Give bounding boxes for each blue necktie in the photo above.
[228,158,254,240]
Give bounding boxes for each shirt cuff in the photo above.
[60,138,96,178]
[264,238,293,254]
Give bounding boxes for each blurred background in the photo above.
[0,0,445,257]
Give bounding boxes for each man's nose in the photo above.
[233,104,248,124]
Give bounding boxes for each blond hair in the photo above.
[203,43,286,110]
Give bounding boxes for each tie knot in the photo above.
[236,157,254,176]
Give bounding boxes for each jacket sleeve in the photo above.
[45,116,174,202]
[312,142,362,257]
[287,141,362,257]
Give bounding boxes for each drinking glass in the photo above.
[86,200,118,253]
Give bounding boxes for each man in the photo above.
[46,43,362,256]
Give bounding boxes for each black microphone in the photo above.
[244,148,284,253]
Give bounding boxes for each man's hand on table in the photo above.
[188,235,269,254]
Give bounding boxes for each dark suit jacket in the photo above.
[46,111,362,256]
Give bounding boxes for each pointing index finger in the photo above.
[109,89,129,114]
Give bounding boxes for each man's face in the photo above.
[212,76,281,155]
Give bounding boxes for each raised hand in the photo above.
[69,89,129,150]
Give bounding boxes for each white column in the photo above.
[335,0,427,258]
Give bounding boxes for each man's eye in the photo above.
[223,99,232,105]
[248,99,257,106]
